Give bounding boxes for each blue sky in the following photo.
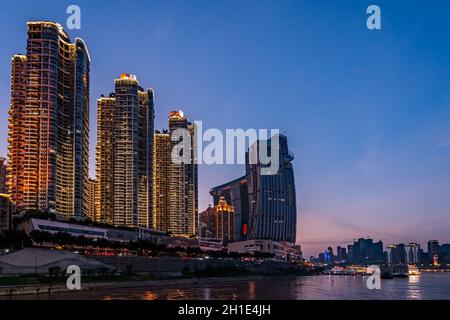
[1,0,449,256]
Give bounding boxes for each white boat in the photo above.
[408,264,421,276]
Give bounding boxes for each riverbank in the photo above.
[0,275,269,297]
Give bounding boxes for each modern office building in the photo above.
[0,194,13,232]
[386,243,407,265]
[210,134,297,244]
[153,130,171,231]
[405,243,421,264]
[96,94,116,224]
[210,176,249,241]
[337,246,347,262]
[347,244,354,262]
[0,158,7,194]
[439,244,450,263]
[165,111,198,237]
[97,74,154,228]
[7,21,90,217]
[246,135,297,243]
[349,238,384,264]
[428,240,439,264]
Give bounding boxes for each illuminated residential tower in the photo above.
[153,112,198,236]
[153,130,171,231]
[96,75,154,228]
[7,21,90,217]
[7,55,27,210]
[96,94,116,224]
[86,178,99,221]
[167,111,198,237]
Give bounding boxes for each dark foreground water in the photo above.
[7,273,450,300]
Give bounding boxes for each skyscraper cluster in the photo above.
[5,21,297,244]
[6,22,199,238]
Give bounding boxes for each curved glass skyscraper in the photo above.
[211,134,297,244]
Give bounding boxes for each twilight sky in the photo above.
[1,0,450,257]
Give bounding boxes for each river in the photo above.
[5,272,450,300]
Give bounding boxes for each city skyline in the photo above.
[1,1,450,256]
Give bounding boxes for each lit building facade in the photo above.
[153,130,171,231]
[86,178,99,221]
[7,22,90,217]
[200,197,235,243]
[109,74,154,228]
[7,55,27,211]
[166,111,198,237]
[96,95,116,224]
[215,197,235,242]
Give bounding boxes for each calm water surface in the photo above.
[7,273,450,300]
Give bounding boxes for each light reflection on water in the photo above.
[5,272,450,300]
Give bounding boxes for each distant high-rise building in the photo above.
[96,94,116,224]
[337,246,347,262]
[347,244,354,263]
[405,243,420,264]
[428,240,439,264]
[153,130,171,231]
[387,243,407,265]
[439,244,450,263]
[0,158,7,194]
[98,74,154,228]
[7,21,90,217]
[351,238,384,264]
[86,179,98,221]
[166,111,198,237]
[386,245,396,265]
